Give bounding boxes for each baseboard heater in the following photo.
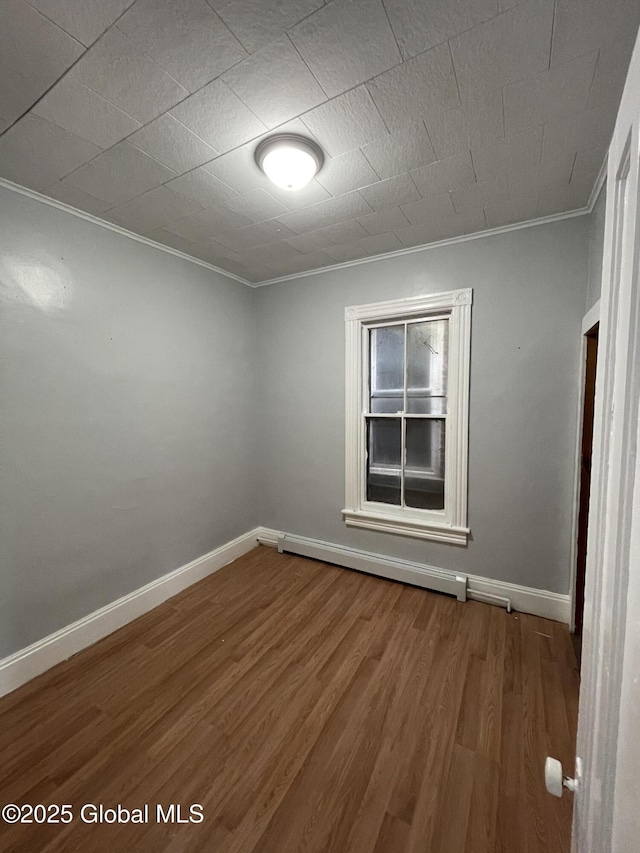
[277,533,468,602]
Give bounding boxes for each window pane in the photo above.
[370,396,404,413]
[406,319,448,414]
[366,418,401,505]
[405,418,445,510]
[406,395,447,415]
[370,326,404,413]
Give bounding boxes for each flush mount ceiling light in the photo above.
[255,134,324,191]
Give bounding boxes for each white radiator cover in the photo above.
[277,533,468,601]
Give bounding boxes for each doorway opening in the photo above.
[573,322,599,664]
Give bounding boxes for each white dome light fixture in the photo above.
[255,134,324,191]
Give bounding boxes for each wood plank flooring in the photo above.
[0,547,579,852]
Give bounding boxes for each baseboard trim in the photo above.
[0,528,261,698]
[465,572,571,623]
[260,528,571,624]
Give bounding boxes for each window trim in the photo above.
[343,288,472,545]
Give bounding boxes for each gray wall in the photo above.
[0,188,258,658]
[586,182,607,312]
[255,217,590,594]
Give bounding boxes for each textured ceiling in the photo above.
[1,0,638,284]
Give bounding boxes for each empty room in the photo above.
[2,0,640,851]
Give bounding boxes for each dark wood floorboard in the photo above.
[0,547,579,852]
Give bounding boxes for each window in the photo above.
[343,289,472,544]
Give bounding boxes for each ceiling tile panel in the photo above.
[128,115,218,174]
[367,43,461,132]
[145,228,197,253]
[425,90,504,160]
[359,173,421,210]
[316,150,380,196]
[437,207,487,238]
[400,193,456,223]
[102,185,203,234]
[289,0,402,98]
[0,0,84,126]
[471,127,542,182]
[587,36,637,111]
[235,242,303,268]
[222,35,327,128]
[361,123,436,178]
[209,0,324,53]
[33,77,141,149]
[323,242,367,262]
[503,50,599,135]
[202,144,269,195]
[166,167,240,208]
[484,192,539,227]
[394,219,445,247]
[169,79,267,153]
[118,0,247,92]
[163,206,253,242]
[287,219,370,252]
[0,114,101,190]
[226,188,290,221]
[537,181,588,217]
[266,249,334,276]
[384,0,499,59]
[449,176,509,214]
[360,231,404,254]
[550,0,640,67]
[506,152,575,197]
[542,105,617,164]
[214,220,296,251]
[43,181,114,215]
[188,239,245,262]
[70,27,188,123]
[264,180,332,210]
[357,206,411,235]
[410,151,476,197]
[570,145,607,193]
[276,191,374,233]
[450,0,555,101]
[27,0,136,47]
[63,141,176,205]
[301,87,388,157]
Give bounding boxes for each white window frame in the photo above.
[343,288,472,545]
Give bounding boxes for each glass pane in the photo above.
[406,319,448,414]
[406,395,447,415]
[405,419,445,510]
[369,326,404,412]
[370,396,404,413]
[366,418,401,505]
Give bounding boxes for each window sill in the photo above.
[342,509,469,545]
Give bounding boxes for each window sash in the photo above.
[343,288,472,544]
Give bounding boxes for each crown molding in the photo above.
[0,177,252,287]
[251,205,591,287]
[2,167,606,292]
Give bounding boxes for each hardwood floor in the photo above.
[0,547,579,852]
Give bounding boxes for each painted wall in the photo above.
[0,188,258,658]
[254,218,590,594]
[586,182,607,312]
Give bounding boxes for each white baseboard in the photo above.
[261,528,571,624]
[465,572,571,623]
[0,528,261,698]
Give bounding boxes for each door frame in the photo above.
[568,299,601,635]
[573,27,640,853]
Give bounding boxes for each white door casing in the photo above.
[572,26,640,853]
